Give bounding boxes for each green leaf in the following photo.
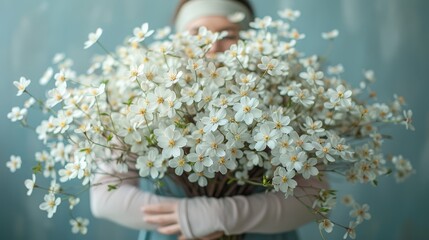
[107,134,113,142]
[32,162,42,174]
[107,184,118,191]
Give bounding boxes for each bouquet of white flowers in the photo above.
[7,8,414,239]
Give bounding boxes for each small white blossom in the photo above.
[253,123,280,151]
[250,16,272,29]
[322,29,339,40]
[24,97,36,108]
[84,28,103,49]
[402,110,415,131]
[6,155,22,172]
[39,67,53,85]
[233,97,262,125]
[24,174,36,196]
[154,125,187,158]
[201,108,228,132]
[300,67,324,86]
[278,9,301,21]
[272,167,297,194]
[319,219,334,233]
[154,26,171,40]
[39,193,61,218]
[350,203,371,223]
[70,217,89,235]
[129,23,154,43]
[13,77,31,96]
[136,148,163,179]
[7,107,27,122]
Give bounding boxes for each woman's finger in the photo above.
[157,223,181,235]
[200,231,224,240]
[143,213,177,226]
[142,202,177,214]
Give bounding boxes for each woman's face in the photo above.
[186,15,240,54]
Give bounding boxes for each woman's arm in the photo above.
[145,176,328,238]
[90,162,178,230]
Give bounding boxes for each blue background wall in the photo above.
[1,0,428,239]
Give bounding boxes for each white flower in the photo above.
[84,28,103,49]
[7,107,27,122]
[13,77,31,96]
[66,157,87,179]
[188,170,214,187]
[129,23,154,43]
[201,108,228,132]
[206,62,228,87]
[233,97,262,125]
[350,203,371,223]
[181,83,202,105]
[39,67,53,85]
[54,68,75,87]
[271,112,292,134]
[250,16,272,29]
[319,218,334,233]
[313,141,335,163]
[299,67,324,86]
[303,117,325,135]
[278,9,301,21]
[299,157,319,179]
[272,167,297,193]
[283,150,307,171]
[46,85,70,107]
[327,85,352,107]
[6,155,22,172]
[169,155,192,176]
[253,123,280,151]
[363,69,376,82]
[327,64,344,75]
[226,123,250,148]
[53,110,73,134]
[147,86,174,115]
[288,28,305,40]
[165,69,183,88]
[322,29,339,40]
[136,148,163,179]
[68,197,80,210]
[198,132,226,158]
[129,64,144,81]
[402,110,415,131]
[258,56,284,76]
[288,88,315,108]
[24,174,36,196]
[24,97,36,108]
[210,155,237,174]
[154,26,171,40]
[343,221,357,239]
[39,193,61,218]
[187,147,212,172]
[86,84,105,97]
[154,125,187,158]
[70,217,89,235]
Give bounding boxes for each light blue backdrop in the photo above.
[1,0,428,239]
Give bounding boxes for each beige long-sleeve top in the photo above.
[90,162,327,239]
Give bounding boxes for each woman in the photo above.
[90,1,327,239]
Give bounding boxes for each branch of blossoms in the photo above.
[7,8,414,239]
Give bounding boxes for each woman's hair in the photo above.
[173,0,255,23]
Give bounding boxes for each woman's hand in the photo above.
[142,202,181,235]
[142,202,224,240]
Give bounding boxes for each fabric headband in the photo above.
[175,0,252,32]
